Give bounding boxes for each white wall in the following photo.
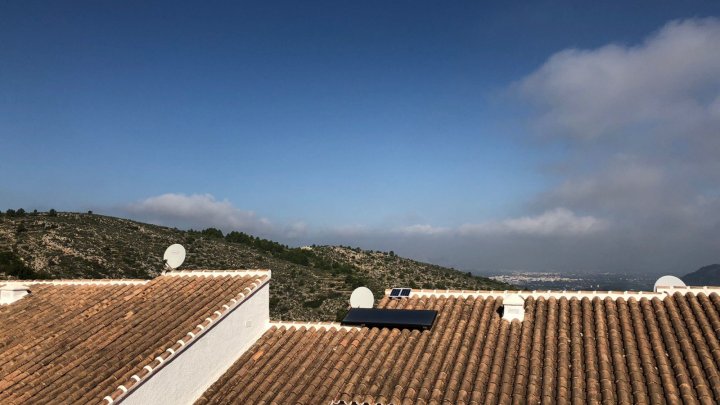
[119,282,270,405]
[0,285,29,305]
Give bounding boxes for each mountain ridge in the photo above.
[683,263,720,286]
[0,211,511,321]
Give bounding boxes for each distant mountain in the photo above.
[683,264,720,286]
[0,211,511,321]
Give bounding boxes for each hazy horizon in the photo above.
[2,2,719,275]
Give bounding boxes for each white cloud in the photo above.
[126,193,272,233]
[518,18,720,140]
[329,207,608,239]
[458,208,607,237]
[394,209,607,238]
[395,224,451,236]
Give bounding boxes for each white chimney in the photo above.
[502,294,525,321]
[0,284,30,305]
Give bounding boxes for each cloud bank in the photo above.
[126,193,273,234]
[518,18,720,141]
[122,19,720,274]
[396,208,606,237]
[385,18,719,273]
[514,18,720,273]
[459,208,607,237]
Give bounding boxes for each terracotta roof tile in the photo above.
[0,271,268,404]
[198,291,720,405]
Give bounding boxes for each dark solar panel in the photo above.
[341,308,437,330]
[400,288,411,297]
[389,288,402,298]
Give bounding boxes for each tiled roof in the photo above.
[197,290,720,405]
[0,271,268,405]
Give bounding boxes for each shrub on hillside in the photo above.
[0,252,37,279]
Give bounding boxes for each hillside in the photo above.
[683,264,720,286]
[0,211,511,321]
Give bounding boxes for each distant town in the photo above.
[486,271,663,292]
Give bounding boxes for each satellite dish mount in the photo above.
[163,244,186,273]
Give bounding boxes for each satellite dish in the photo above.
[349,287,374,308]
[654,275,686,292]
[163,244,186,270]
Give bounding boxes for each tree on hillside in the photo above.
[201,227,224,239]
[225,231,253,244]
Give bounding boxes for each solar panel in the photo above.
[389,287,411,299]
[341,308,437,330]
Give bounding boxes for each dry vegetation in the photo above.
[0,211,512,321]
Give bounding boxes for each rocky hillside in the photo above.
[0,211,511,321]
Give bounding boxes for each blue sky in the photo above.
[2,2,720,273]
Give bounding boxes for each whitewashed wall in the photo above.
[120,282,270,405]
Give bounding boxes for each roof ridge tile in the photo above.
[270,321,359,331]
[163,269,271,278]
[1,279,148,286]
